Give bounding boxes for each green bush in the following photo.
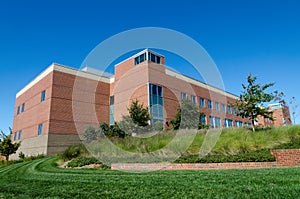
[175,149,276,163]
[273,138,300,149]
[61,144,88,161]
[82,126,97,143]
[67,156,110,169]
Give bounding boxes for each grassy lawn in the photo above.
[0,157,299,198]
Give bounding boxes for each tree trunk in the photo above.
[5,155,9,161]
[251,118,255,132]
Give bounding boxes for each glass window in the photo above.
[228,105,232,114]
[110,96,114,126]
[223,119,228,128]
[134,53,146,65]
[215,117,221,128]
[157,86,162,97]
[215,102,220,111]
[149,83,164,124]
[140,53,145,63]
[228,119,233,127]
[38,123,43,136]
[156,56,161,64]
[18,130,22,140]
[181,92,187,100]
[21,103,25,112]
[151,53,156,62]
[41,90,46,102]
[191,95,197,105]
[134,56,139,65]
[14,132,17,141]
[200,98,205,107]
[209,116,214,128]
[17,106,20,115]
[208,100,213,109]
[222,104,226,113]
[233,107,237,115]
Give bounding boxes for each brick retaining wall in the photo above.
[111,149,300,171]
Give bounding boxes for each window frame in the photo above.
[41,90,46,102]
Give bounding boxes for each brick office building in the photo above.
[11,49,290,158]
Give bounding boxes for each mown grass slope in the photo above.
[0,157,300,198]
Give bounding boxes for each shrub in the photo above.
[82,126,97,143]
[19,152,25,159]
[273,138,300,149]
[67,156,110,169]
[61,144,88,161]
[175,149,276,163]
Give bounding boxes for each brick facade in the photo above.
[11,49,291,158]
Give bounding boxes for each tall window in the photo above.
[21,103,25,112]
[181,92,187,100]
[222,104,226,113]
[17,106,20,115]
[209,116,214,127]
[148,52,161,64]
[228,119,233,127]
[215,117,221,128]
[18,130,22,140]
[191,95,197,105]
[215,102,220,111]
[14,132,17,141]
[41,90,46,102]
[208,100,213,109]
[210,116,221,128]
[38,123,43,136]
[233,107,237,115]
[109,96,114,126]
[149,84,164,124]
[228,105,232,114]
[200,98,205,107]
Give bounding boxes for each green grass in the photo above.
[0,157,299,198]
[86,126,300,156]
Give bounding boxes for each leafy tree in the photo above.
[233,74,279,131]
[171,99,203,130]
[0,129,20,161]
[128,99,150,126]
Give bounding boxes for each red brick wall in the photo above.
[50,70,110,135]
[111,149,300,171]
[12,71,53,140]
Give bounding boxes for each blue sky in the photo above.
[1,0,300,133]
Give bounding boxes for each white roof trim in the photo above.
[16,63,112,98]
[165,68,238,99]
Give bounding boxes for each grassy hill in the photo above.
[61,126,300,165]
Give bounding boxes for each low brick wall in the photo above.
[111,149,300,171]
[271,149,300,167]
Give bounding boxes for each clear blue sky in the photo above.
[1,0,300,133]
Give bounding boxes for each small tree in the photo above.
[128,99,150,126]
[171,99,201,130]
[233,74,279,131]
[0,129,20,161]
